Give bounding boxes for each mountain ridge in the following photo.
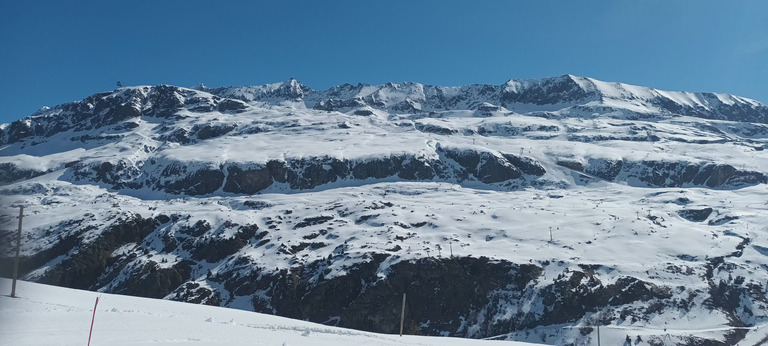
[3,75,767,147]
[204,75,768,122]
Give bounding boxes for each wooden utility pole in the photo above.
[596,324,601,346]
[549,226,553,242]
[11,206,23,298]
[399,293,406,336]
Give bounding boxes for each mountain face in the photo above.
[1,76,767,345]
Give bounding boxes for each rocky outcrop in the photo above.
[583,158,623,180]
[159,165,225,195]
[624,161,766,188]
[536,272,672,327]
[165,256,724,340]
[439,147,522,183]
[557,160,584,172]
[34,214,157,290]
[223,166,272,194]
[558,158,768,189]
[225,256,545,336]
[194,123,237,140]
[190,224,260,263]
[0,85,248,146]
[501,75,597,105]
[0,163,48,185]
[678,208,713,222]
[110,260,194,299]
[66,159,142,188]
[56,147,546,195]
[58,144,766,195]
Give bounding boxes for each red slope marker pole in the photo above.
[88,296,99,346]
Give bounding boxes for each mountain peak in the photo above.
[278,77,309,99]
[500,74,598,105]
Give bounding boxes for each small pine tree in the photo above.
[405,321,422,335]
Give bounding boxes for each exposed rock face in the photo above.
[678,208,714,222]
[152,149,547,194]
[190,224,259,263]
[195,123,237,140]
[626,161,766,188]
[9,143,762,197]
[555,158,768,189]
[162,168,225,195]
[110,260,194,299]
[440,147,522,183]
[501,75,597,105]
[223,255,544,336]
[502,154,546,176]
[557,160,584,172]
[0,163,47,184]
[50,148,547,196]
[536,271,672,326]
[35,215,157,290]
[0,85,249,146]
[584,158,623,180]
[223,166,273,194]
[4,120,36,143]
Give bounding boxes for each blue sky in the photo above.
[1,1,767,123]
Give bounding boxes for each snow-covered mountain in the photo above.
[1,76,767,345]
[206,75,768,123]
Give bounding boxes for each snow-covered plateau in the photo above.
[1,75,767,345]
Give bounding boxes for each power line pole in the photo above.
[399,293,406,337]
[596,324,601,346]
[11,206,23,298]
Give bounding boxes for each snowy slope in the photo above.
[0,278,537,346]
[1,76,768,345]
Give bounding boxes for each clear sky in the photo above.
[1,1,767,124]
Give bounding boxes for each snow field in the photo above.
[0,278,536,346]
